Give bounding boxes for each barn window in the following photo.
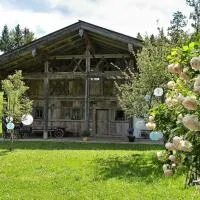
[34,107,43,119]
[71,108,84,120]
[115,110,125,121]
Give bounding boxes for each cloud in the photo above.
[0,0,192,39]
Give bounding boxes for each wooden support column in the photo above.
[85,49,90,133]
[43,61,49,139]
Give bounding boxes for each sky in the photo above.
[0,0,193,39]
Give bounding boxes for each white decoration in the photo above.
[154,88,164,97]
[21,114,33,126]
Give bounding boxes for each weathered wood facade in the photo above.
[0,21,143,138]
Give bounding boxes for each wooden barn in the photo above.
[0,21,143,139]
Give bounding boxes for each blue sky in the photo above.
[0,0,192,38]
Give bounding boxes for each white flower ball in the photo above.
[165,142,175,151]
[164,169,173,176]
[167,81,176,89]
[168,155,176,162]
[190,57,200,71]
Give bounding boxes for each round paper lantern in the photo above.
[154,88,164,97]
[6,116,13,123]
[6,122,15,130]
[144,94,150,102]
[157,131,163,139]
[150,131,161,141]
[21,114,33,126]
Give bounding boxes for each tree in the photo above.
[116,37,172,117]
[22,28,34,44]
[186,0,200,34]
[13,24,23,48]
[0,25,12,52]
[167,11,188,44]
[1,70,33,142]
[0,24,35,53]
[136,32,143,40]
[150,34,156,45]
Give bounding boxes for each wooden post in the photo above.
[85,49,90,133]
[43,61,49,139]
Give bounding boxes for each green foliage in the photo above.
[116,37,171,117]
[150,36,200,185]
[1,70,33,122]
[0,24,35,53]
[166,40,200,64]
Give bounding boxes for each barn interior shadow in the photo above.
[93,154,163,183]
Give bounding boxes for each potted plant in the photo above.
[127,128,135,142]
[82,129,90,141]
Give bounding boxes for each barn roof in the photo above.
[0,20,143,72]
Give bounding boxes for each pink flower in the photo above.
[190,57,200,71]
[168,63,182,74]
[179,70,190,81]
[173,63,182,74]
[173,136,183,147]
[182,96,197,110]
[165,142,175,151]
[169,155,176,162]
[146,122,156,130]
[171,163,177,168]
[165,98,179,108]
[149,116,155,122]
[167,81,176,89]
[194,75,200,92]
[182,115,200,131]
[179,140,193,152]
[164,169,173,176]
[168,64,176,73]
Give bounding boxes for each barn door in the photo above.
[96,109,109,135]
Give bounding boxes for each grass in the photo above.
[0,141,199,200]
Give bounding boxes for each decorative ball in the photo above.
[6,122,15,130]
[150,131,161,141]
[21,114,33,126]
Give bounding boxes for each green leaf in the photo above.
[171,50,177,56]
[189,42,195,49]
[182,45,189,51]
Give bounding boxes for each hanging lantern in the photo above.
[150,131,163,141]
[6,122,15,130]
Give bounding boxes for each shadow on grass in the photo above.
[0,141,164,151]
[94,154,163,183]
[0,149,11,157]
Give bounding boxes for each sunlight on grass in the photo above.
[0,141,199,199]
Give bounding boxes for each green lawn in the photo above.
[0,141,199,200]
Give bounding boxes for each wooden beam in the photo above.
[80,22,143,47]
[43,61,49,139]
[50,54,130,60]
[85,48,90,133]
[94,57,104,72]
[73,58,83,72]
[24,71,123,80]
